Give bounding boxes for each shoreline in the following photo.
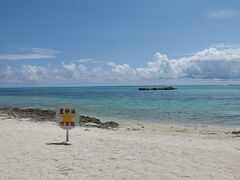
[119,121,240,138]
[0,106,239,136]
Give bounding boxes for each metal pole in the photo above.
[66,129,69,142]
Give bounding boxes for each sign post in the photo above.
[66,129,69,142]
[55,104,80,142]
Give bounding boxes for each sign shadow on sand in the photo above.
[45,142,71,146]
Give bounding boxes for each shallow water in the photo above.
[0,85,240,127]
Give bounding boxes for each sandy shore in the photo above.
[0,114,240,180]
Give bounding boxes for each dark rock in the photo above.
[132,128,140,131]
[79,116,101,124]
[101,121,119,128]
[0,107,119,129]
[207,132,217,135]
[0,107,55,121]
[139,86,177,90]
[231,131,240,135]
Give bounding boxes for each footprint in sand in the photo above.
[58,167,74,175]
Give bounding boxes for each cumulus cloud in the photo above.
[0,48,58,60]
[142,46,240,79]
[1,44,240,86]
[208,10,239,18]
[61,62,77,71]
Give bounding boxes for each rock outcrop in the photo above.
[139,86,177,90]
[231,131,240,135]
[0,107,119,129]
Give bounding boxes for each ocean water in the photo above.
[0,85,240,127]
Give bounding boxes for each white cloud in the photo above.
[20,48,59,55]
[208,10,239,18]
[0,54,56,60]
[78,58,114,66]
[0,48,58,60]
[1,44,240,86]
[78,58,95,63]
[61,62,77,71]
[210,43,240,49]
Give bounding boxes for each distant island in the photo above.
[139,86,177,90]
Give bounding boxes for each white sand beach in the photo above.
[0,114,240,180]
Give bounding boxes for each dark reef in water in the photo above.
[231,131,240,135]
[0,107,119,129]
[139,86,177,91]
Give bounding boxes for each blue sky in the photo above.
[0,0,240,87]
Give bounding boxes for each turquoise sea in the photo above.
[0,85,240,127]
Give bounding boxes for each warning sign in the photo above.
[55,104,80,130]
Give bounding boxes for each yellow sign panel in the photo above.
[56,104,80,130]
